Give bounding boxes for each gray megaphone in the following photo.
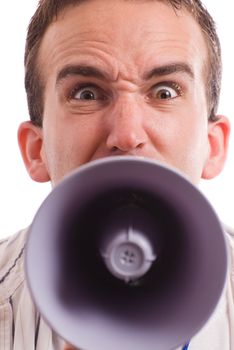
[25,156,228,350]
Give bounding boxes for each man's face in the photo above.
[35,0,216,185]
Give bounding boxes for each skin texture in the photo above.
[17,0,230,348]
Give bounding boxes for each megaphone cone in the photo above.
[25,156,227,350]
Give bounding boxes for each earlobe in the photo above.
[202,115,230,180]
[18,121,50,183]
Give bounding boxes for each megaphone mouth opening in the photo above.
[55,188,191,324]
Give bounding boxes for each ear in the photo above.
[18,121,50,183]
[202,115,230,179]
[63,345,77,350]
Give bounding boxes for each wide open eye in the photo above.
[151,83,181,100]
[71,85,106,101]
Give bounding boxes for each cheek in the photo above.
[176,119,209,181]
[150,108,209,178]
[42,115,105,183]
[147,112,194,156]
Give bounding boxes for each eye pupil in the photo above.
[80,90,95,100]
[159,89,171,99]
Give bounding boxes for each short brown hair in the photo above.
[25,0,221,126]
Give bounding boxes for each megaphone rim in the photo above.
[25,155,228,350]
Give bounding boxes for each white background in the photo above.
[0,1,233,239]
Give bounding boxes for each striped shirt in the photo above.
[0,229,63,349]
[0,227,233,349]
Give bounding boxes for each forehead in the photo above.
[38,0,208,82]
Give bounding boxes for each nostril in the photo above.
[111,146,119,152]
[107,135,146,152]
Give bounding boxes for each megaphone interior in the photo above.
[25,156,227,350]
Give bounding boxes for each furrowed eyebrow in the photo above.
[144,63,194,80]
[56,65,107,85]
[55,62,194,85]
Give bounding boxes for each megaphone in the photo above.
[25,156,227,350]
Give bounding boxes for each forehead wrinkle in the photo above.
[41,31,115,64]
[40,35,122,85]
[138,38,206,81]
[39,0,208,94]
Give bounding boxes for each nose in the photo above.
[106,98,148,153]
